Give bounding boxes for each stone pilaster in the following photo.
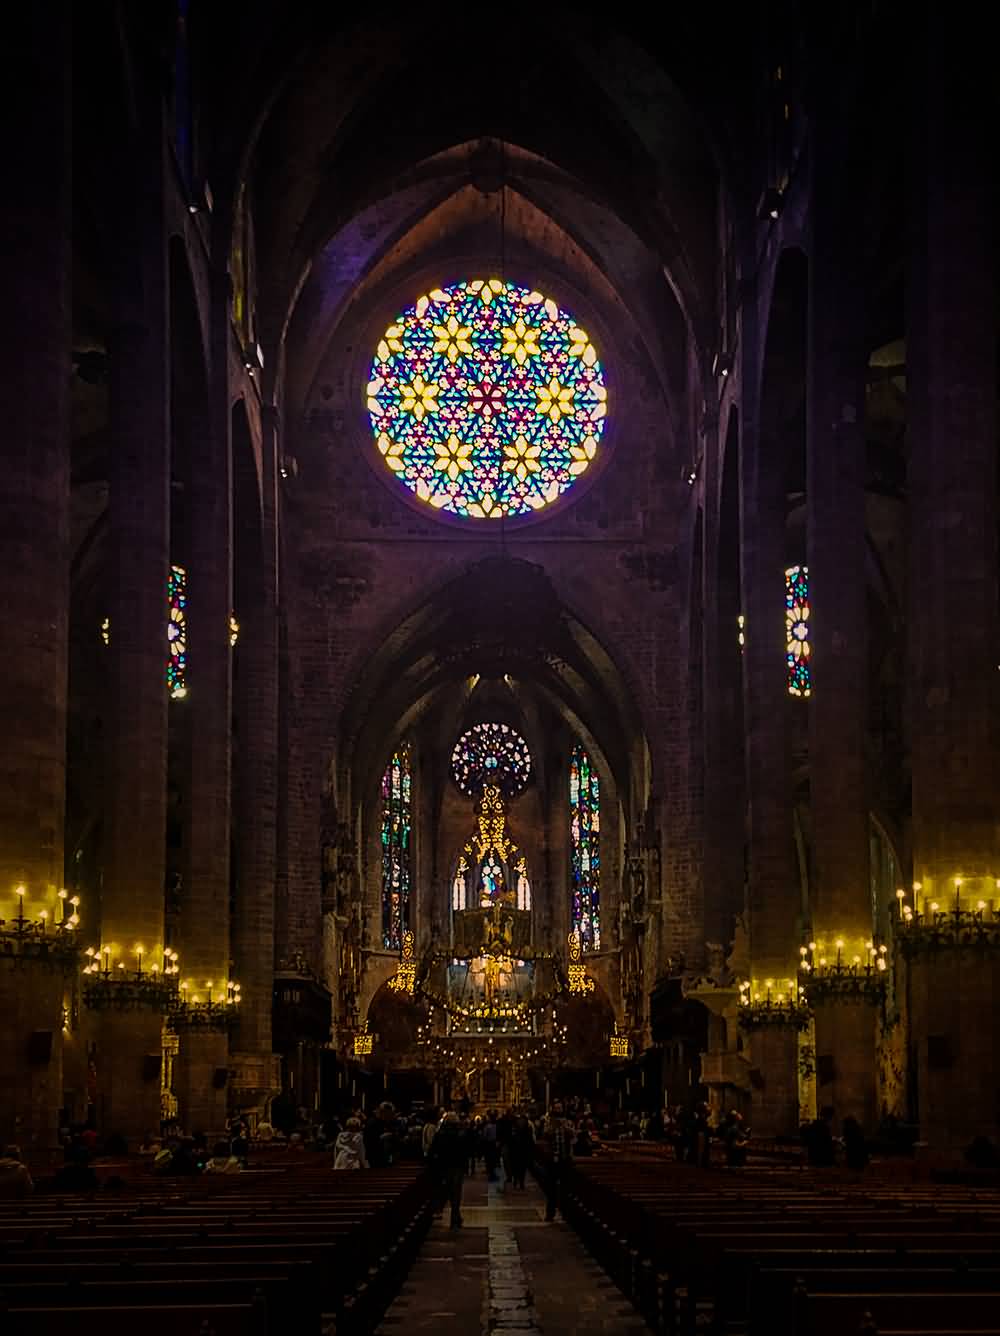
[806,79,875,1128]
[173,268,233,1136]
[905,13,998,1148]
[741,277,800,984]
[702,412,746,950]
[747,1023,800,1139]
[740,254,801,1134]
[0,8,72,1149]
[99,82,170,1143]
[231,402,279,1116]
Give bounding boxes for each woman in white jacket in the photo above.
[334,1116,368,1169]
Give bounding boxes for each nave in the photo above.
[376,1173,646,1336]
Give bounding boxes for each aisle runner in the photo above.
[485,1181,541,1335]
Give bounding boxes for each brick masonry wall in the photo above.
[279,272,697,1020]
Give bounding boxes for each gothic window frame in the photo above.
[380,742,412,950]
[570,742,601,951]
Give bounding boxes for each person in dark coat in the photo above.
[842,1115,869,1171]
[803,1112,836,1167]
[429,1112,472,1228]
[504,1114,534,1189]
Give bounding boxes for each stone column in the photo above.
[905,16,999,1149]
[740,269,802,1135]
[0,8,71,1150]
[702,411,746,950]
[98,80,171,1143]
[230,403,280,1117]
[806,87,877,1130]
[173,273,233,1136]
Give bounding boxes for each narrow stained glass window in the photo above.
[381,743,412,950]
[570,743,601,951]
[785,564,810,697]
[167,564,188,699]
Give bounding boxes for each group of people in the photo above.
[417,1101,596,1227]
[801,1111,870,1170]
[626,1103,751,1167]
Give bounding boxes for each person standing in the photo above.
[482,1111,500,1182]
[842,1115,869,1172]
[541,1102,573,1221]
[505,1113,534,1189]
[421,1108,440,1160]
[429,1112,471,1229]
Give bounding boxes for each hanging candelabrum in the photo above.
[737,976,812,1030]
[82,942,181,1011]
[798,935,888,1002]
[893,877,1000,955]
[0,885,83,967]
[169,977,242,1030]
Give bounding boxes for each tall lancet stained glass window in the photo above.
[785,564,810,697]
[570,744,601,950]
[381,744,412,949]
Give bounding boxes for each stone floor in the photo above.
[374,1171,648,1335]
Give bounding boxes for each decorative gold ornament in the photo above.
[567,931,595,995]
[388,930,417,994]
[609,1021,630,1059]
[353,1019,374,1056]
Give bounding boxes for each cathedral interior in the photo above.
[3,1,999,1172]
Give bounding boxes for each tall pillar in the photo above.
[905,15,999,1148]
[230,403,280,1117]
[806,82,877,1130]
[0,9,72,1150]
[702,411,745,949]
[740,267,802,1134]
[98,84,170,1143]
[173,277,233,1136]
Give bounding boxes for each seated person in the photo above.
[0,1145,33,1199]
[204,1140,241,1174]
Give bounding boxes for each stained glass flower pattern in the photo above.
[785,564,811,698]
[167,564,188,700]
[381,744,412,950]
[367,278,608,519]
[451,722,531,798]
[570,744,601,951]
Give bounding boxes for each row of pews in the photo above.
[562,1152,1000,1336]
[0,1154,432,1335]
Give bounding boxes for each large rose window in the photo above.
[366,278,608,519]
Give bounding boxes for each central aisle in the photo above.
[375,1170,648,1335]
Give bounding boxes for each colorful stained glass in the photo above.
[451,722,531,797]
[381,743,412,950]
[167,564,188,699]
[785,564,810,697]
[570,744,601,950]
[367,278,608,519]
